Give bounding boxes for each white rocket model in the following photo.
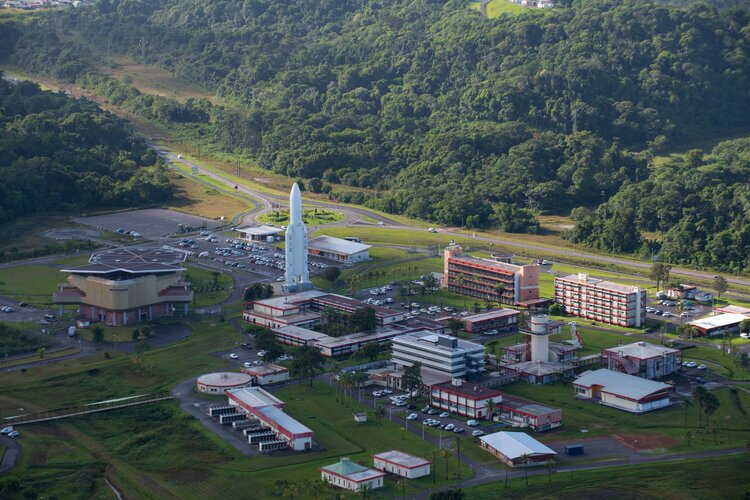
[284,183,311,291]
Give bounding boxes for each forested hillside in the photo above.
[0,0,748,269]
[0,77,172,220]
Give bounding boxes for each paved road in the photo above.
[152,143,750,291]
[0,435,21,474]
[4,323,192,372]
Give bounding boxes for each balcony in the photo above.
[53,285,86,304]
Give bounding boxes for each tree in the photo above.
[308,480,325,500]
[292,345,325,387]
[486,399,496,421]
[702,392,720,432]
[520,453,531,485]
[681,398,693,428]
[494,283,506,303]
[262,344,284,363]
[448,318,464,336]
[472,302,481,313]
[374,404,385,425]
[739,319,750,336]
[131,328,140,341]
[211,271,220,285]
[685,430,693,448]
[650,262,671,292]
[252,327,276,351]
[362,342,380,362]
[713,275,728,299]
[548,302,562,316]
[37,347,46,359]
[323,267,341,286]
[352,307,377,331]
[402,362,423,399]
[141,326,153,338]
[693,386,707,427]
[133,340,150,367]
[92,326,104,343]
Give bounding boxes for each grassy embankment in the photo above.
[469,0,525,18]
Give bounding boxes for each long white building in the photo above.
[392,332,485,378]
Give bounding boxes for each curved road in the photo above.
[153,144,750,290]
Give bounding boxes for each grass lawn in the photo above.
[0,264,65,306]
[184,265,233,307]
[463,454,750,499]
[499,382,750,453]
[258,208,344,226]
[470,0,525,18]
[0,216,85,254]
[315,226,480,249]
[165,169,251,220]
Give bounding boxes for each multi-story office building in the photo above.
[554,273,647,328]
[601,341,681,379]
[443,246,539,305]
[391,332,485,379]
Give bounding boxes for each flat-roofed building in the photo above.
[601,341,681,379]
[236,225,284,242]
[479,431,557,467]
[461,309,520,333]
[392,332,485,379]
[494,395,562,432]
[715,305,750,316]
[308,235,371,263]
[320,457,385,492]
[689,313,747,337]
[53,248,193,326]
[554,273,646,327]
[573,369,673,413]
[372,450,431,479]
[227,387,313,450]
[429,378,503,419]
[241,363,290,385]
[444,245,540,305]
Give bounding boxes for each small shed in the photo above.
[353,412,368,423]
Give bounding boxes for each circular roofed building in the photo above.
[197,372,254,394]
[53,247,193,326]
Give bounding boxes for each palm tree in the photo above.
[374,404,385,425]
[308,480,325,500]
[331,363,342,402]
[685,430,693,448]
[693,386,707,427]
[486,399,497,421]
[520,453,531,485]
[681,398,693,428]
[495,283,506,304]
[440,449,449,480]
[454,436,462,479]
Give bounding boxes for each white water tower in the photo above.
[526,314,554,362]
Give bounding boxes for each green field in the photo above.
[0,264,65,306]
[184,265,233,307]
[470,0,525,18]
[257,208,344,226]
[462,454,750,499]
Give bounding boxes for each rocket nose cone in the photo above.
[291,183,300,197]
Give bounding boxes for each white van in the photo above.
[198,251,210,258]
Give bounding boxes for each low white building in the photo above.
[479,431,557,467]
[308,235,371,263]
[372,450,431,479]
[196,372,253,395]
[689,313,747,337]
[320,457,385,492]
[241,363,290,385]
[573,369,673,413]
[236,225,284,242]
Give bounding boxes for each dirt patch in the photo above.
[613,432,676,451]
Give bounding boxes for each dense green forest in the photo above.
[0,0,748,269]
[0,76,172,220]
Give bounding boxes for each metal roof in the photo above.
[236,225,284,235]
[321,458,384,482]
[603,341,680,359]
[479,431,557,460]
[372,450,431,468]
[259,406,313,436]
[689,313,747,330]
[196,372,252,387]
[573,369,671,400]
[62,248,186,274]
[308,235,371,255]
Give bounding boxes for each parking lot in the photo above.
[645,295,711,325]
[75,209,223,240]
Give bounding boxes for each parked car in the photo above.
[7,431,20,439]
[427,409,437,415]
[440,412,450,418]
[444,424,455,431]
[695,376,706,384]
[243,362,252,368]
[466,419,479,427]
[471,430,484,437]
[229,353,239,359]
[697,364,707,370]
[686,361,698,368]
[453,427,465,434]
[0,426,13,435]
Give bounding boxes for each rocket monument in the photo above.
[284,183,312,292]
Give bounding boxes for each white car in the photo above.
[740,333,750,339]
[257,350,267,357]
[229,353,239,359]
[697,364,707,370]
[440,412,450,418]
[686,361,698,368]
[466,419,479,427]
[444,424,455,431]
[471,430,484,437]
[407,413,418,420]
[243,362,252,368]
[0,426,13,435]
